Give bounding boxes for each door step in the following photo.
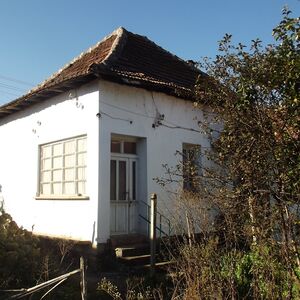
[114,242,171,271]
[117,254,151,266]
[115,243,149,257]
[109,234,148,248]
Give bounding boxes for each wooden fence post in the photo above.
[186,211,192,247]
[150,193,157,278]
[80,257,87,300]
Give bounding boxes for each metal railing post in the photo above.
[150,193,157,277]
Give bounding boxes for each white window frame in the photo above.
[36,135,88,200]
[111,136,137,155]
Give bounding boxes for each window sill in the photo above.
[35,195,90,200]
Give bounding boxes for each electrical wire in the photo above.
[0,74,34,87]
[161,123,201,133]
[0,90,20,97]
[151,92,160,115]
[100,100,202,133]
[100,100,155,119]
[0,75,33,104]
[0,82,26,92]
[99,110,133,124]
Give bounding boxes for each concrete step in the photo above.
[111,235,171,270]
[109,234,148,248]
[117,254,151,266]
[129,260,175,276]
[115,243,150,258]
[116,250,168,268]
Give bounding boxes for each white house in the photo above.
[0,27,210,248]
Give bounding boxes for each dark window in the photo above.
[110,160,116,200]
[183,144,201,191]
[111,141,121,153]
[119,161,127,200]
[132,161,136,200]
[124,142,136,154]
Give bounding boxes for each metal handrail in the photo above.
[138,214,170,236]
[139,200,171,238]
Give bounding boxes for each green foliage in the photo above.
[193,9,300,251]
[170,239,300,299]
[168,9,300,300]
[0,208,81,299]
[98,277,123,299]
[0,208,42,289]
[231,245,300,299]
[197,9,299,199]
[98,277,153,300]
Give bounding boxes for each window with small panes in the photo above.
[38,136,87,198]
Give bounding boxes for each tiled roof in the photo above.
[0,27,203,118]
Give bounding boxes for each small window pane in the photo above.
[132,161,136,200]
[110,160,116,200]
[53,143,63,156]
[42,171,51,182]
[77,153,86,166]
[77,167,85,180]
[111,141,121,153]
[77,138,86,152]
[65,141,76,154]
[65,154,75,167]
[53,183,62,194]
[65,168,75,181]
[41,183,51,195]
[119,161,127,200]
[53,157,63,168]
[124,142,136,154]
[77,182,86,195]
[64,182,75,194]
[42,146,52,158]
[53,170,62,181]
[42,158,52,170]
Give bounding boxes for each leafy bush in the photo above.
[160,9,300,299]
[0,209,42,289]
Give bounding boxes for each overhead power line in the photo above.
[99,100,201,133]
[0,82,26,92]
[0,89,20,97]
[0,74,34,87]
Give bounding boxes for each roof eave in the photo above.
[0,74,97,119]
[91,64,196,101]
[0,64,198,120]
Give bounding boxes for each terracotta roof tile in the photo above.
[108,30,200,91]
[0,27,203,118]
[30,33,118,93]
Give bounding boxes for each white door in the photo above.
[110,155,138,234]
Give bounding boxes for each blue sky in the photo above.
[0,0,299,105]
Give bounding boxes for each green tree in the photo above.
[196,7,299,246]
[167,9,300,299]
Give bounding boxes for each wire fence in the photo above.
[1,257,87,300]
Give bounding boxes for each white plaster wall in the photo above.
[0,78,212,244]
[97,81,211,242]
[0,82,100,243]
